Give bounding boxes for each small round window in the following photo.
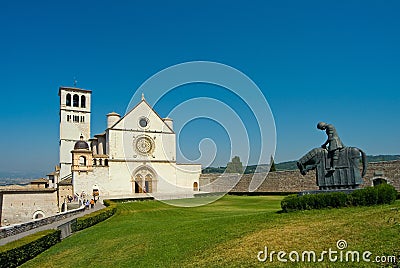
[139,117,148,128]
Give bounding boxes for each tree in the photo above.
[269,156,276,172]
[225,156,244,173]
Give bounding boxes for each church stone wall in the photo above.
[0,190,59,226]
[110,101,177,163]
[199,161,400,193]
[68,95,200,197]
[176,164,201,191]
[140,162,201,193]
[74,160,201,198]
[59,185,73,203]
[109,129,176,162]
[0,206,85,238]
[361,161,400,188]
[73,166,111,197]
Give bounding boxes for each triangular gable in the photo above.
[110,99,174,133]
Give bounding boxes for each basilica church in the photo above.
[58,87,201,198]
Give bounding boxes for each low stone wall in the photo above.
[200,161,400,193]
[0,206,85,239]
[361,161,400,189]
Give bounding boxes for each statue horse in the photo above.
[297,147,367,190]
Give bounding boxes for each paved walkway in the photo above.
[0,202,105,246]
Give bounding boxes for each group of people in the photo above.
[83,198,96,209]
[79,190,100,210]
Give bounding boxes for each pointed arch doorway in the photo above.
[131,166,156,194]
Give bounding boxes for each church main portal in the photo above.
[131,166,156,193]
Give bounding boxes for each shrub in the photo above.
[280,195,298,212]
[363,186,379,206]
[103,199,112,207]
[281,192,349,212]
[71,200,117,232]
[0,229,60,268]
[350,184,397,206]
[281,184,398,212]
[376,184,397,204]
[326,192,348,208]
[348,186,371,206]
[350,187,378,206]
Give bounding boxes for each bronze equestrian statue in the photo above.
[297,122,367,190]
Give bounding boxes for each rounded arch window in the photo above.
[79,156,87,166]
[81,95,86,108]
[66,94,71,106]
[373,178,387,187]
[73,94,79,107]
[33,210,45,219]
[135,174,143,181]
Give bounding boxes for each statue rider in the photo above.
[317,122,344,170]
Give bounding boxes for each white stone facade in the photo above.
[0,190,59,226]
[59,87,92,179]
[62,89,201,198]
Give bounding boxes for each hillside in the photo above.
[202,154,400,173]
[0,177,34,186]
[0,170,44,186]
[274,154,400,171]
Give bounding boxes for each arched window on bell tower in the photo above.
[79,156,86,166]
[66,94,71,106]
[81,95,86,108]
[73,94,79,107]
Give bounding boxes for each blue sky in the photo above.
[0,1,399,178]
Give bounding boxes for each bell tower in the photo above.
[58,87,92,179]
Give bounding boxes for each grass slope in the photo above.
[22,196,400,267]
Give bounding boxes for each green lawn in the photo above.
[22,195,400,267]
